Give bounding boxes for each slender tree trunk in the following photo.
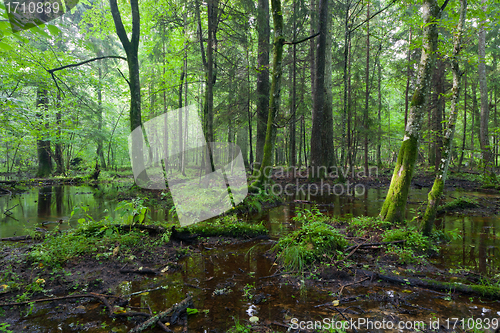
[458,68,467,172]
[404,29,412,128]
[422,0,467,235]
[380,0,442,223]
[96,67,106,170]
[109,0,145,183]
[478,0,491,169]
[251,0,284,188]
[255,0,270,167]
[323,0,335,169]
[290,0,297,175]
[36,87,52,178]
[363,1,370,174]
[430,59,445,170]
[178,70,185,175]
[341,0,351,172]
[470,80,478,166]
[54,92,65,175]
[377,52,382,168]
[246,44,254,167]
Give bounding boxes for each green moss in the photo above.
[178,215,268,238]
[273,220,347,272]
[440,197,479,211]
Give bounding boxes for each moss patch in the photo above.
[178,215,268,238]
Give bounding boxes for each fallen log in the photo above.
[344,240,406,253]
[358,269,500,299]
[0,235,33,242]
[128,295,193,333]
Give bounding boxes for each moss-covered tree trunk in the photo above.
[379,0,442,223]
[422,0,467,236]
[478,0,491,169]
[251,0,284,189]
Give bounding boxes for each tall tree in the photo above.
[310,0,328,180]
[36,87,52,178]
[255,0,270,168]
[379,0,445,222]
[422,0,467,235]
[478,0,491,169]
[251,0,284,188]
[109,0,146,183]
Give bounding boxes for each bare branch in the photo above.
[47,56,127,73]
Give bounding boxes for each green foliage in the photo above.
[273,217,347,272]
[440,197,479,211]
[178,215,267,238]
[115,198,150,225]
[0,323,13,333]
[236,189,282,213]
[345,216,392,237]
[27,204,166,267]
[382,226,437,264]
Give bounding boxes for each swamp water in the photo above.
[1,186,500,332]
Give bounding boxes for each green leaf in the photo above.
[186,308,198,315]
[47,25,61,36]
[0,41,13,51]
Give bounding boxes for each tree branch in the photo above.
[109,0,131,51]
[350,0,397,33]
[47,56,127,73]
[441,0,451,11]
[284,32,320,45]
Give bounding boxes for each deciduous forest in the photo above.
[0,0,500,332]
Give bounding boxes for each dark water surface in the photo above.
[1,186,500,332]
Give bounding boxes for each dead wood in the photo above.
[128,295,193,333]
[120,268,158,275]
[344,240,406,252]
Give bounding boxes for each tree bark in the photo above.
[310,0,328,181]
[251,0,284,188]
[109,0,146,183]
[36,87,53,178]
[379,0,442,223]
[478,0,491,169]
[422,0,467,236]
[255,0,270,167]
[458,67,467,172]
[363,1,370,174]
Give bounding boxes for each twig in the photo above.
[121,286,167,298]
[338,277,370,297]
[47,56,127,73]
[0,292,120,307]
[259,271,293,279]
[334,307,359,333]
[335,238,370,265]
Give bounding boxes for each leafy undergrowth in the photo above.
[178,215,268,238]
[272,208,347,271]
[439,197,479,212]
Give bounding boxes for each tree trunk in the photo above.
[96,67,106,170]
[458,67,467,172]
[379,0,442,223]
[255,0,270,167]
[430,58,445,170]
[109,0,146,183]
[363,1,370,174]
[470,80,478,166]
[323,0,335,169]
[478,0,491,169]
[310,0,328,181]
[36,87,52,178]
[377,52,382,168]
[54,92,65,175]
[251,0,284,188]
[404,29,412,128]
[422,0,467,236]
